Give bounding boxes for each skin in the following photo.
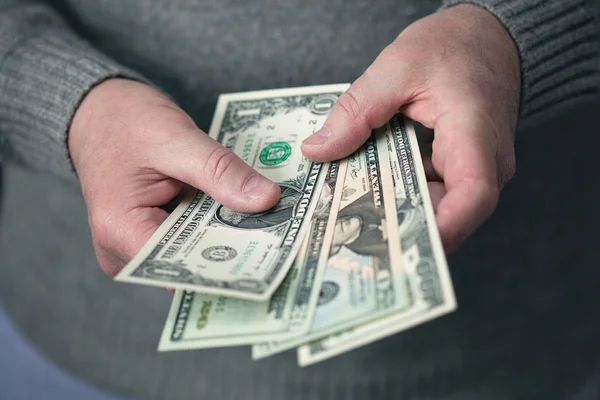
[69,80,281,276]
[69,4,519,276]
[302,4,519,253]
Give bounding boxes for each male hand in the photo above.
[302,4,520,253]
[69,79,281,276]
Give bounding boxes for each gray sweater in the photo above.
[0,0,598,183]
[0,1,599,399]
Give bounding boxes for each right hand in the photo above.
[69,79,281,277]
[301,4,520,253]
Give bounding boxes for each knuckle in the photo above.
[89,211,114,252]
[479,181,500,216]
[501,162,516,186]
[439,222,466,254]
[203,146,238,187]
[499,152,517,187]
[446,230,465,253]
[336,89,363,123]
[95,250,120,278]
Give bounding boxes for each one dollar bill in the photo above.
[116,84,350,301]
[156,161,347,350]
[297,115,457,367]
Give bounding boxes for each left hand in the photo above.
[301,4,520,253]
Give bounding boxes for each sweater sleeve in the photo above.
[0,0,148,182]
[441,0,600,119]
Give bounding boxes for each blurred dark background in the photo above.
[1,0,600,399]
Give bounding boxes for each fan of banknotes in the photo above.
[115,84,457,367]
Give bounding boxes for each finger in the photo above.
[422,153,442,182]
[159,184,189,213]
[95,245,123,278]
[418,126,442,182]
[416,124,435,148]
[427,181,446,211]
[432,110,500,253]
[157,130,281,213]
[301,45,417,162]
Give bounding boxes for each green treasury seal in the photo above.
[259,142,292,166]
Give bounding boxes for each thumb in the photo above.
[156,129,281,213]
[301,47,414,161]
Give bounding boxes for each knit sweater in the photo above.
[0,1,599,399]
[0,0,598,183]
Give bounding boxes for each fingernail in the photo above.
[302,126,331,146]
[243,174,274,199]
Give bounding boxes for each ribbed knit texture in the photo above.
[443,0,600,119]
[0,1,147,182]
[1,1,599,182]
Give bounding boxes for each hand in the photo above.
[69,79,280,277]
[301,4,520,253]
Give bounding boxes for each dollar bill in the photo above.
[116,84,350,301]
[252,128,410,359]
[156,160,347,350]
[297,115,457,367]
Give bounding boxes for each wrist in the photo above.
[443,3,519,57]
[69,78,123,169]
[440,3,521,114]
[68,78,158,173]
[442,0,599,120]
